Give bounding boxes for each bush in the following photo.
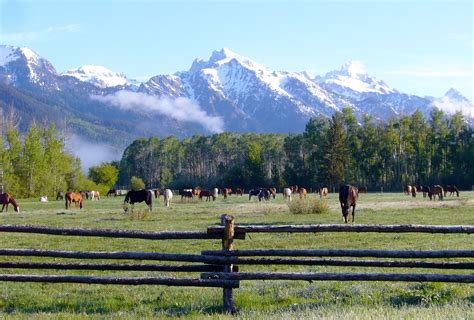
[288,197,329,214]
[130,176,145,190]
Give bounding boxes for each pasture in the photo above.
[0,191,473,319]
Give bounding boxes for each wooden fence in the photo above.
[0,215,473,313]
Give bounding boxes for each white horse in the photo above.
[40,196,48,202]
[90,190,100,201]
[283,188,292,201]
[164,189,173,207]
[213,188,219,199]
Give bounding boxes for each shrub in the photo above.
[130,176,145,190]
[288,197,329,214]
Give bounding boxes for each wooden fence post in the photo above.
[221,214,236,314]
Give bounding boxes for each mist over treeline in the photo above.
[118,108,474,191]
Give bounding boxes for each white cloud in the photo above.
[91,91,224,133]
[431,97,474,119]
[0,24,80,42]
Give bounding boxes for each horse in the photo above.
[235,188,243,196]
[107,189,117,197]
[283,188,292,201]
[80,191,90,200]
[319,187,328,198]
[411,186,417,198]
[249,188,261,200]
[299,187,307,200]
[123,189,152,212]
[268,187,277,199]
[40,196,48,202]
[339,185,358,223]
[193,187,201,197]
[428,185,444,201]
[213,188,219,199]
[444,185,459,197]
[358,186,367,193]
[153,189,161,199]
[199,190,215,201]
[56,191,64,201]
[418,185,430,198]
[65,192,83,210]
[180,189,193,200]
[404,185,412,195]
[0,193,20,212]
[258,189,270,201]
[90,190,100,201]
[164,189,173,207]
[291,186,299,193]
[223,188,231,199]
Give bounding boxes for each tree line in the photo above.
[0,124,118,198]
[118,108,473,191]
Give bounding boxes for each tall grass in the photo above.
[287,197,329,214]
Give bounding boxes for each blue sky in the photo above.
[1,0,472,99]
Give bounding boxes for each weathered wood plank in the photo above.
[0,224,223,240]
[201,272,474,283]
[202,249,474,258]
[231,258,474,269]
[0,262,225,272]
[207,224,474,234]
[0,274,239,287]
[0,249,237,264]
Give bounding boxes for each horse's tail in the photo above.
[79,199,83,209]
[65,196,69,209]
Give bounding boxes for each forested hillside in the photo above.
[118,108,474,191]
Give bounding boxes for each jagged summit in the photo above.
[61,65,136,88]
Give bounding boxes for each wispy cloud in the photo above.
[90,91,224,133]
[0,24,80,42]
[384,67,472,78]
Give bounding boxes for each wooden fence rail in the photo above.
[0,219,473,314]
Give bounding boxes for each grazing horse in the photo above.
[283,188,292,201]
[298,188,307,200]
[404,185,412,195]
[428,185,444,201]
[444,185,459,197]
[249,189,261,200]
[339,185,358,223]
[80,191,90,200]
[56,191,64,201]
[411,186,417,198]
[40,196,48,202]
[213,188,219,199]
[199,190,216,201]
[0,193,20,212]
[291,186,299,193]
[153,189,161,199]
[107,189,117,197]
[65,192,83,210]
[358,186,367,193]
[90,190,100,201]
[180,189,193,200]
[258,189,270,201]
[164,189,173,207]
[268,187,277,199]
[235,188,243,196]
[319,187,329,198]
[123,189,152,212]
[419,185,430,198]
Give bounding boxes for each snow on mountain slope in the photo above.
[61,65,138,88]
[431,88,474,119]
[316,61,394,100]
[0,45,20,67]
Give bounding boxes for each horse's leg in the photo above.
[352,204,356,224]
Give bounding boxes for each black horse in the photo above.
[56,191,64,201]
[258,189,271,202]
[249,188,261,200]
[124,189,153,212]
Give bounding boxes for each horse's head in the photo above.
[123,200,130,213]
[14,205,20,213]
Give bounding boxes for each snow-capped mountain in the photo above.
[0,44,472,147]
[61,65,139,89]
[316,60,395,100]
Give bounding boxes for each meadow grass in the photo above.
[0,192,473,319]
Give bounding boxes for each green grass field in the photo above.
[0,192,473,319]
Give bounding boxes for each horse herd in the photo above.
[0,183,463,224]
[403,184,460,201]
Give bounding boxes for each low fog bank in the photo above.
[65,134,122,172]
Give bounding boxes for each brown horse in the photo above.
[444,185,459,197]
[404,185,412,195]
[193,187,201,197]
[298,188,307,200]
[428,185,444,201]
[0,193,20,212]
[223,188,232,199]
[358,186,367,193]
[153,189,161,199]
[268,187,277,199]
[319,187,328,198]
[65,192,83,209]
[199,190,215,201]
[339,185,358,223]
[411,186,417,198]
[107,189,117,197]
[235,188,243,196]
